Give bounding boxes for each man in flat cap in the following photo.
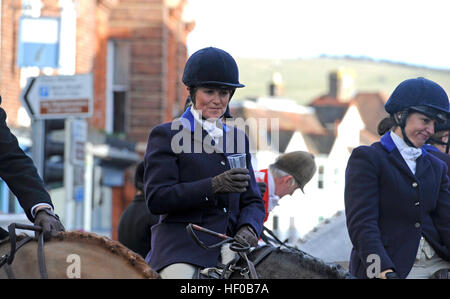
[255,151,317,222]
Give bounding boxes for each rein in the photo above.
[261,225,299,250]
[186,224,276,279]
[0,223,48,279]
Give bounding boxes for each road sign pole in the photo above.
[83,146,94,232]
[64,117,87,231]
[31,119,45,179]
[64,117,74,231]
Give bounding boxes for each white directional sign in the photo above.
[21,74,93,119]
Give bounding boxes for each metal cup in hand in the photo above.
[227,153,246,168]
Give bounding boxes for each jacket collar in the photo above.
[422,144,440,153]
[178,107,235,155]
[180,106,230,133]
[380,132,428,157]
[380,132,431,178]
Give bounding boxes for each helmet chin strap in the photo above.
[394,111,418,148]
[400,126,417,148]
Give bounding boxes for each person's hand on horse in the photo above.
[34,208,65,241]
[211,168,250,194]
[235,225,258,248]
[257,182,266,196]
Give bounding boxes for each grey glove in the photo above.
[34,208,65,241]
[211,168,250,194]
[257,182,267,196]
[235,225,258,247]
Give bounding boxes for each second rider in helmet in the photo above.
[143,47,265,279]
[345,77,450,279]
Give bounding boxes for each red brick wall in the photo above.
[0,0,192,240]
[108,0,191,144]
[0,0,23,127]
[107,0,193,239]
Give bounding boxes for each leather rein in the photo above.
[0,223,48,279]
[186,224,276,279]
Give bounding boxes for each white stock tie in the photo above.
[400,147,422,162]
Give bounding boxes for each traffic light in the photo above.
[43,119,65,187]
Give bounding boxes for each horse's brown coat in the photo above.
[0,231,160,279]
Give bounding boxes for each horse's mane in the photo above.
[1,230,160,279]
[0,233,29,245]
[54,231,159,279]
[281,246,354,278]
[249,245,354,279]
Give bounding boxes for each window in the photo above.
[107,40,130,136]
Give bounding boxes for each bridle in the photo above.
[0,223,48,279]
[186,223,276,279]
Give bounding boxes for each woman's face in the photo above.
[400,112,436,147]
[193,87,231,120]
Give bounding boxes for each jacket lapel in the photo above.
[180,107,228,155]
[414,154,431,180]
[380,133,416,179]
[380,132,430,179]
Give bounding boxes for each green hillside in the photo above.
[232,57,450,105]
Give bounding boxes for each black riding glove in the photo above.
[385,272,400,279]
[211,168,250,194]
[235,225,258,247]
[257,182,267,196]
[34,208,65,241]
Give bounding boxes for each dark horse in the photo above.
[228,244,354,279]
[187,224,354,279]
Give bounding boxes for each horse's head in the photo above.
[232,245,354,279]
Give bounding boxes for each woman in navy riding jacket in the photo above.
[143,47,265,278]
[345,77,450,279]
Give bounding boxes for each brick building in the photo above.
[0,0,193,239]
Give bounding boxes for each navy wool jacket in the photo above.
[345,133,450,278]
[423,144,450,182]
[143,108,265,271]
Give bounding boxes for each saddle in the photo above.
[0,223,48,279]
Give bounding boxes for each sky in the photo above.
[185,0,450,70]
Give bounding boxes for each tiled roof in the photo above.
[303,133,336,155]
[296,211,352,263]
[352,92,389,136]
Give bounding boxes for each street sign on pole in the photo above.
[20,74,93,120]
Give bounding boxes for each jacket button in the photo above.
[221,161,226,166]
[205,197,209,201]
[415,222,421,228]
[223,208,227,213]
[412,182,418,188]
[414,202,420,206]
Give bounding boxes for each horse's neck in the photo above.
[1,235,158,279]
[247,246,352,279]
